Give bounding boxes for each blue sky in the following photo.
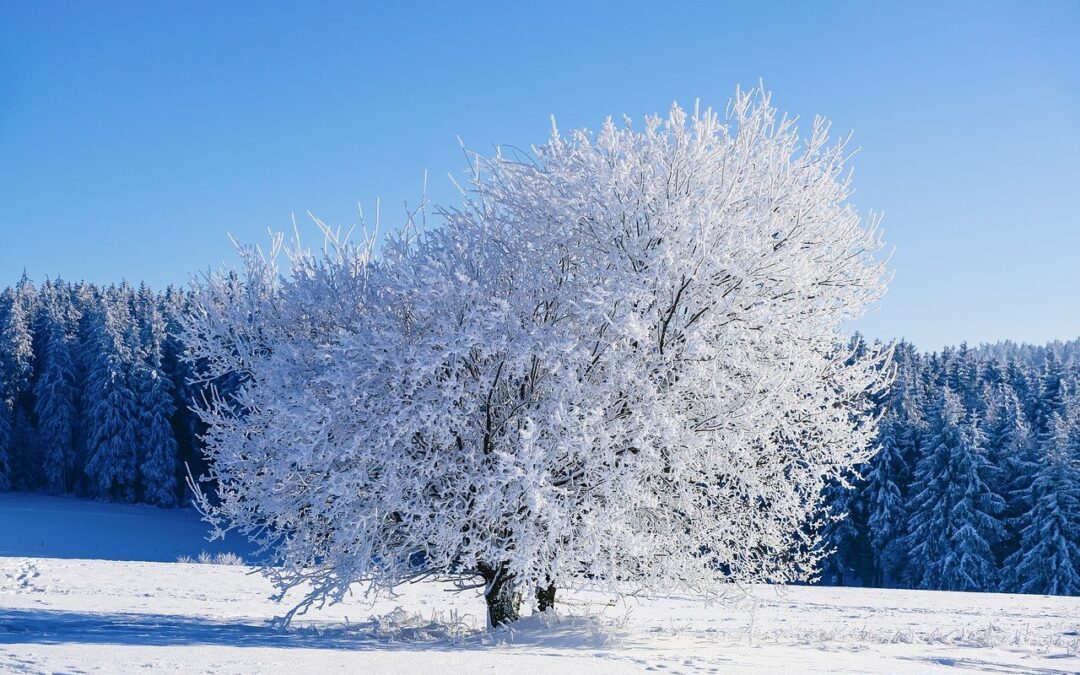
[1,1,1077,350]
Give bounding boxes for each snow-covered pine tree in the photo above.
[186,87,892,626]
[985,383,1037,585]
[1,280,36,401]
[903,387,1005,591]
[134,287,179,506]
[34,280,81,492]
[161,286,202,492]
[81,290,139,501]
[1003,413,1080,596]
[819,334,882,586]
[864,342,923,586]
[935,347,953,391]
[136,366,179,505]
[981,358,1003,389]
[1031,353,1066,435]
[863,419,907,586]
[0,281,37,488]
[1005,359,1032,416]
[818,474,866,586]
[951,342,982,413]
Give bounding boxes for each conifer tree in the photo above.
[952,342,982,413]
[1003,413,1080,596]
[136,367,179,506]
[0,286,35,413]
[865,406,914,584]
[81,294,139,501]
[903,387,1005,591]
[0,284,36,488]
[818,474,866,586]
[134,289,179,506]
[70,281,98,483]
[35,281,80,492]
[986,383,1037,583]
[161,287,202,500]
[1031,354,1066,435]
[1005,359,1032,414]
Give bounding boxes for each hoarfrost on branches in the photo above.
[185,86,892,626]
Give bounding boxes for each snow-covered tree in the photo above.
[819,334,888,586]
[134,288,179,506]
[81,293,139,501]
[161,286,201,487]
[0,282,36,402]
[34,281,81,492]
[1003,413,1080,596]
[137,367,178,505]
[818,474,867,586]
[903,387,1004,591]
[863,345,922,586]
[863,428,907,586]
[1005,359,1032,413]
[986,383,1036,580]
[948,342,982,414]
[187,87,891,626]
[0,282,36,489]
[1030,354,1066,435]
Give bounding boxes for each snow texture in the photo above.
[0,494,1077,673]
[0,493,252,563]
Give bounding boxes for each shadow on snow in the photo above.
[0,607,621,652]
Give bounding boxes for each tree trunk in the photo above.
[479,563,521,628]
[535,582,556,612]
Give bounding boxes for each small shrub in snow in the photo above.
[176,551,244,565]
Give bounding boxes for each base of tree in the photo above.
[536,582,556,612]
[480,563,522,628]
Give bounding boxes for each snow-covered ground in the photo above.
[0,493,253,563]
[1,495,1078,674]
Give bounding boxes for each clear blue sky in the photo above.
[1,1,1077,350]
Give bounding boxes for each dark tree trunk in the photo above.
[535,582,556,612]
[479,563,521,628]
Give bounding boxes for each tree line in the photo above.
[0,274,204,505]
[821,337,1080,596]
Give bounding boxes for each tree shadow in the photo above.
[0,607,457,650]
[0,607,628,652]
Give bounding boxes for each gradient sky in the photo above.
[1,1,1077,350]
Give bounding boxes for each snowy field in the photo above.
[1,495,1078,674]
[0,494,254,562]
